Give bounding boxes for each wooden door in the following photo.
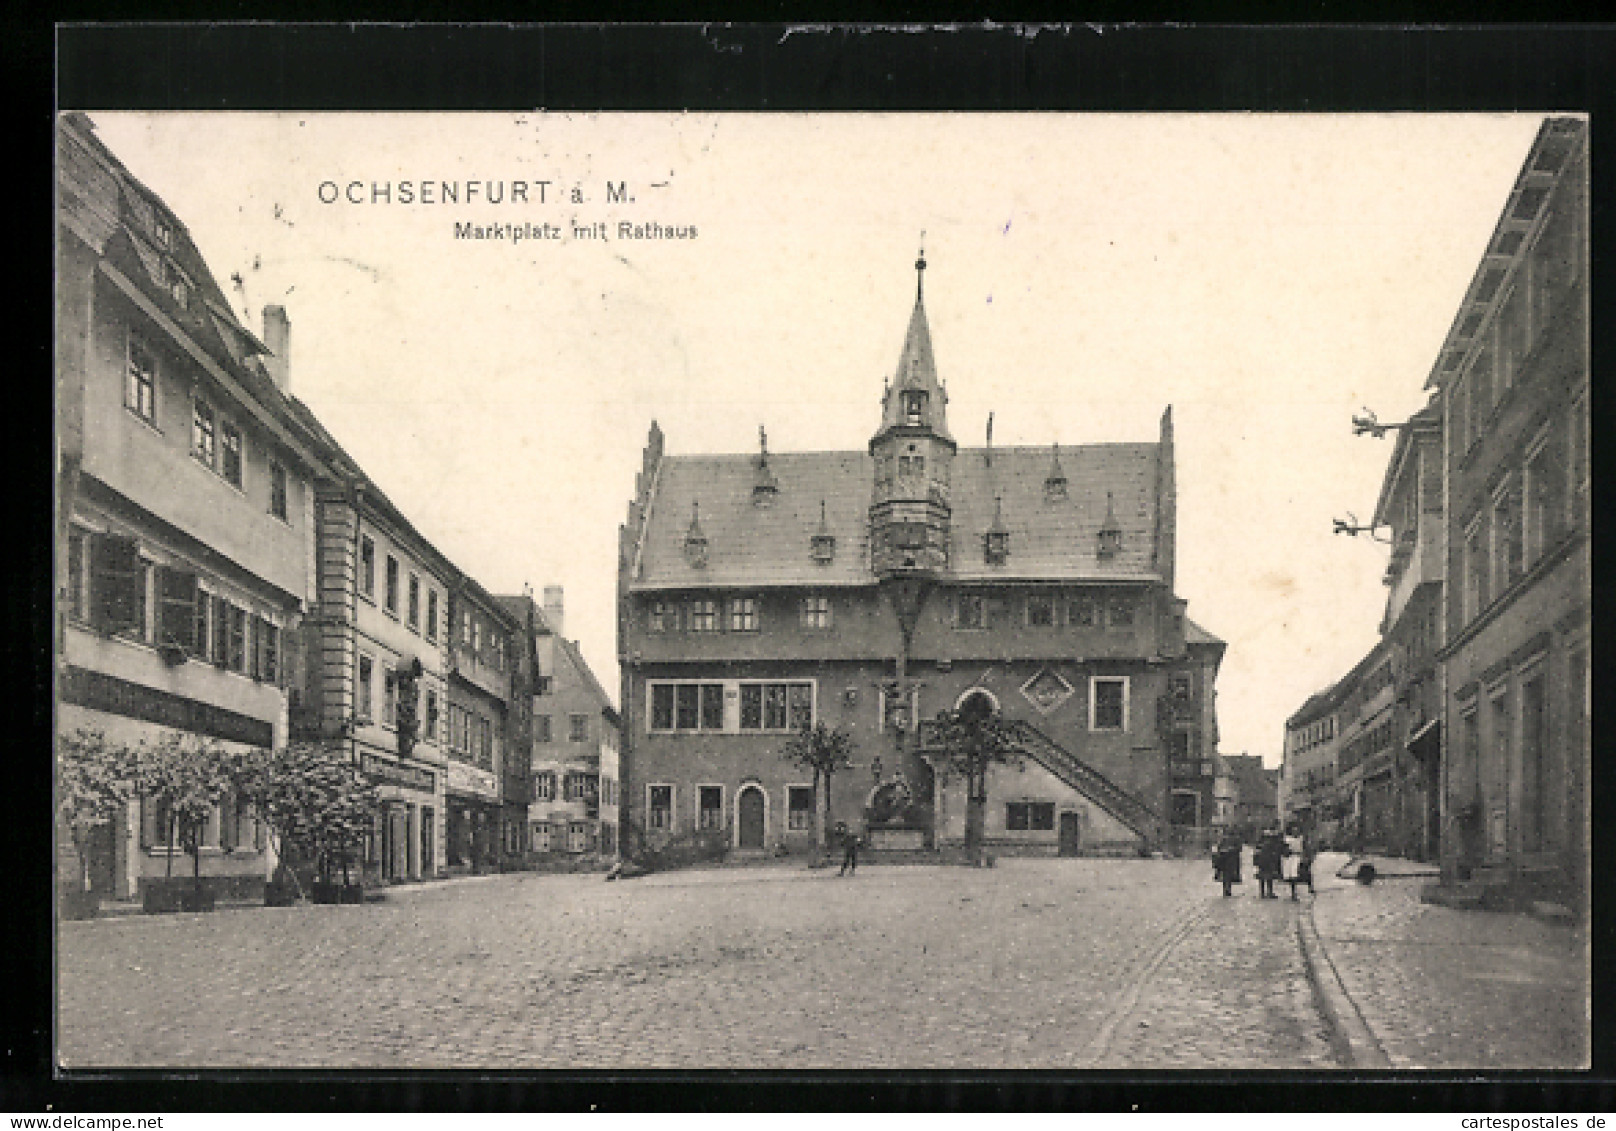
[1058,811,1081,857]
[738,787,765,849]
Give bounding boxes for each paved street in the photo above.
[57,854,1586,1070]
[1307,853,1588,1070]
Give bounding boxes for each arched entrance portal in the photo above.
[737,785,767,849]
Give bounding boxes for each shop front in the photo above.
[360,750,440,883]
[445,758,502,873]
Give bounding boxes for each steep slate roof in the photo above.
[873,278,954,444]
[1184,618,1224,646]
[631,442,1163,591]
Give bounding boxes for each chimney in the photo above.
[262,305,291,394]
[542,585,565,638]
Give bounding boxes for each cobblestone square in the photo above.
[58,854,1587,1071]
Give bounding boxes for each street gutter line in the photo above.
[1297,901,1393,1070]
[1078,904,1209,1067]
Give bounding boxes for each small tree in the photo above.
[927,705,1024,859]
[782,723,856,849]
[134,733,231,901]
[56,729,137,896]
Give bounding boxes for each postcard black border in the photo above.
[24,19,1616,1114]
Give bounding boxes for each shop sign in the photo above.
[360,751,435,793]
[61,665,273,748]
[447,758,498,800]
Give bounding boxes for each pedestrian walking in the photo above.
[1212,832,1243,897]
[1254,828,1284,899]
[1294,832,1316,897]
[1282,827,1306,900]
[837,822,861,876]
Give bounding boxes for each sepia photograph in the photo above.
[54,106,1589,1073]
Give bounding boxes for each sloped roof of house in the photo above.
[631,442,1163,591]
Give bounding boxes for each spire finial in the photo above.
[759,424,769,461]
[916,231,927,301]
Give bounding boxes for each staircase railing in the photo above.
[1002,720,1161,841]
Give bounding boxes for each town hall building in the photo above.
[617,253,1225,857]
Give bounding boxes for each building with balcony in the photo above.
[617,253,1224,857]
[1430,118,1589,908]
[55,112,336,904]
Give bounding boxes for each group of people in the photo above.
[1212,827,1314,899]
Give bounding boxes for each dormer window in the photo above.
[984,496,1010,564]
[154,217,173,249]
[1096,492,1122,560]
[1044,444,1068,501]
[903,390,927,426]
[684,502,709,569]
[810,500,836,564]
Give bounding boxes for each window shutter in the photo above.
[158,567,199,651]
[212,595,230,666]
[264,623,280,686]
[91,534,143,634]
[249,615,264,680]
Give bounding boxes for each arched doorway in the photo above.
[737,785,766,849]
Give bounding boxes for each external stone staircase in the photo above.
[1002,720,1161,844]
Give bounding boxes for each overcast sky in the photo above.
[84,112,1548,763]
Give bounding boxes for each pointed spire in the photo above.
[916,230,926,302]
[872,245,954,447]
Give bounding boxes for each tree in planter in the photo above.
[56,729,138,916]
[134,733,230,910]
[781,723,856,850]
[224,742,335,903]
[926,704,1024,861]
